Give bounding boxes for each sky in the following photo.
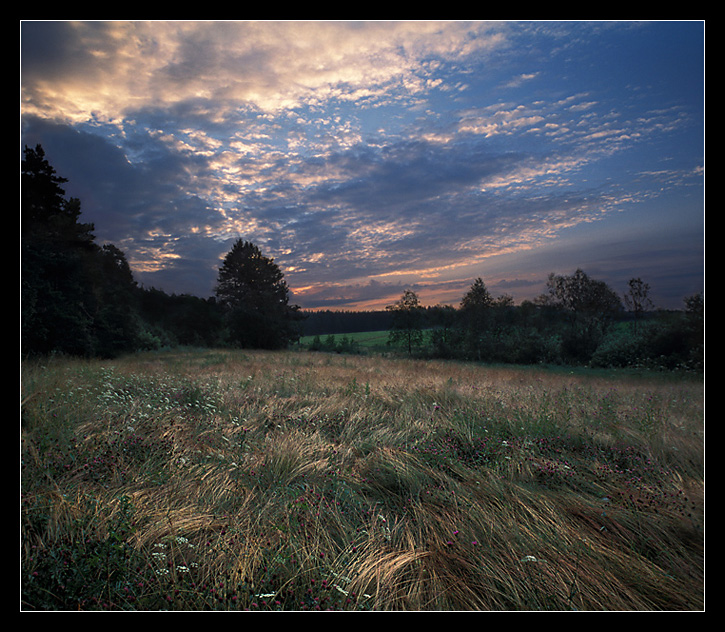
[20,20,705,311]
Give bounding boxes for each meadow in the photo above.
[20,348,704,611]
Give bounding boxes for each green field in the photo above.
[21,348,704,610]
[300,330,392,351]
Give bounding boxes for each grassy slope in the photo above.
[21,348,704,611]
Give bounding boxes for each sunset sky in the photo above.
[20,20,704,311]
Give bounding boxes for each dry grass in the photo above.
[21,348,704,611]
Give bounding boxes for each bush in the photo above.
[308,334,360,354]
[591,317,703,371]
[502,329,561,365]
[590,329,646,368]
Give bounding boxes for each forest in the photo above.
[21,144,703,371]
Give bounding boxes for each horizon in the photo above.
[21,20,704,311]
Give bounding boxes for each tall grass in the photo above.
[21,349,704,610]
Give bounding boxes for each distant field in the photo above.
[300,330,392,350]
[21,348,704,611]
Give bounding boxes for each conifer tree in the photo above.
[215,239,302,349]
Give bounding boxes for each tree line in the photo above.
[21,144,703,370]
[21,145,303,358]
[381,276,703,370]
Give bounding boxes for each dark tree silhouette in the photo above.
[21,145,139,357]
[546,269,622,329]
[22,144,95,247]
[623,277,654,334]
[545,268,622,361]
[22,145,98,355]
[458,277,494,360]
[214,239,302,349]
[386,289,424,355]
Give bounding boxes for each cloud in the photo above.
[22,21,509,124]
[21,21,704,309]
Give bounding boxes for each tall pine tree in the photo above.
[22,145,97,355]
[215,239,302,349]
[21,145,139,357]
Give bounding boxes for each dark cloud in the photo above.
[21,116,226,296]
[21,21,704,310]
[21,21,107,83]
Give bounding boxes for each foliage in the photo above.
[21,146,305,358]
[544,268,623,361]
[458,277,495,360]
[21,145,702,372]
[136,288,225,349]
[623,278,655,335]
[215,239,303,349]
[308,333,361,354]
[21,145,140,357]
[364,279,701,372]
[386,289,425,355]
[300,309,393,336]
